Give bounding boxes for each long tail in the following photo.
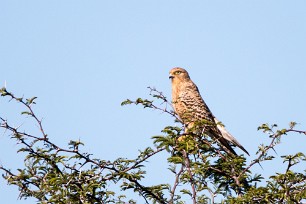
[214,117,250,156]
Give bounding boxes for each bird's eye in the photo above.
[175,71,182,75]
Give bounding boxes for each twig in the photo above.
[169,165,184,204]
[238,132,279,179]
[182,150,197,204]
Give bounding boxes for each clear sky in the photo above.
[1,1,306,203]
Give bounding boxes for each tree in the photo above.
[1,87,306,203]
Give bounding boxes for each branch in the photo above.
[182,150,197,204]
[0,89,47,138]
[238,127,306,179]
[287,129,306,135]
[1,89,168,203]
[169,165,184,204]
[104,147,165,181]
[238,133,278,179]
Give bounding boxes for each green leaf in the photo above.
[21,111,32,115]
[26,96,37,105]
[289,121,297,129]
[167,156,183,164]
[121,99,133,106]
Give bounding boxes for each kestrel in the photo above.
[169,67,249,156]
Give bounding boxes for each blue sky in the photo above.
[1,1,306,203]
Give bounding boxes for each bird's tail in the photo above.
[214,117,250,156]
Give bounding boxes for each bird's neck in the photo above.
[172,81,192,99]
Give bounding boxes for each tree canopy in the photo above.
[1,87,306,203]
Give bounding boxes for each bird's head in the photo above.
[169,67,191,83]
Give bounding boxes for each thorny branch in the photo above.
[238,126,305,180]
[2,87,306,203]
[0,88,168,203]
[1,115,167,203]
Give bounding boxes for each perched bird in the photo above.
[169,67,249,156]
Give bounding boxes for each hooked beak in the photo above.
[169,75,174,79]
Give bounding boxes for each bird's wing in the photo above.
[214,117,250,156]
[182,83,239,156]
[207,125,238,156]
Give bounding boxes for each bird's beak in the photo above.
[169,75,174,79]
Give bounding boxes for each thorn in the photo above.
[258,162,264,170]
[271,147,278,155]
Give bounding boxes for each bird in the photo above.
[169,67,249,156]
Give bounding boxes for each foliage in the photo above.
[1,86,306,203]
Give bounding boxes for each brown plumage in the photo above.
[169,67,249,156]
